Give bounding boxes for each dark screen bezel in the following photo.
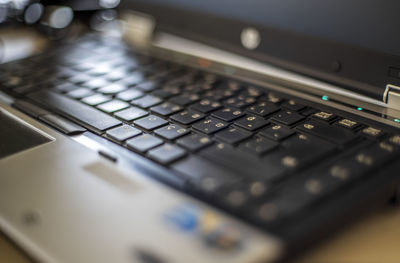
[120,2,400,100]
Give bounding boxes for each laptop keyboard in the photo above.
[1,36,400,230]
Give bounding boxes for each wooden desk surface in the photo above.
[1,205,400,263]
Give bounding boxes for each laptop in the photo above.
[1,1,400,262]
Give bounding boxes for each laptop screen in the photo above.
[123,0,400,100]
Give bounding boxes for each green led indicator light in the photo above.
[357,107,363,111]
[394,118,400,123]
[322,95,329,101]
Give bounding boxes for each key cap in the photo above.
[169,93,200,106]
[361,126,384,139]
[271,110,305,126]
[239,136,278,156]
[261,93,284,104]
[152,86,181,99]
[176,133,213,151]
[190,99,222,113]
[215,126,252,144]
[282,99,305,111]
[223,95,256,108]
[246,101,279,117]
[200,143,286,180]
[148,144,187,164]
[154,124,190,140]
[151,102,182,116]
[136,81,159,92]
[116,88,144,101]
[131,95,162,108]
[68,74,91,84]
[122,72,145,86]
[12,100,49,118]
[106,125,142,142]
[134,115,168,130]
[211,107,244,122]
[170,110,205,125]
[97,100,130,113]
[39,114,86,135]
[53,82,79,93]
[114,107,148,122]
[312,111,336,122]
[82,78,110,89]
[81,94,111,106]
[335,118,360,130]
[126,134,163,153]
[296,120,357,145]
[192,117,229,134]
[67,88,94,99]
[98,83,127,95]
[259,124,294,141]
[172,156,240,193]
[234,115,269,131]
[28,90,121,133]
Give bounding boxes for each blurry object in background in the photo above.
[0,28,48,63]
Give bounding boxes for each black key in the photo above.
[170,110,205,125]
[223,95,256,109]
[261,93,284,104]
[154,124,190,140]
[67,88,94,99]
[176,133,213,151]
[116,88,144,101]
[98,83,127,95]
[131,95,162,108]
[211,107,245,122]
[203,88,235,101]
[126,134,163,153]
[312,111,336,122]
[234,115,269,131]
[200,143,286,181]
[190,99,222,113]
[246,101,279,117]
[297,120,357,145]
[148,144,187,164]
[152,86,181,99]
[81,94,111,106]
[122,72,145,86]
[135,81,158,92]
[151,102,182,116]
[281,99,306,111]
[114,107,148,122]
[388,135,400,146]
[133,115,168,130]
[28,90,121,132]
[259,124,294,141]
[215,126,252,144]
[192,117,229,134]
[277,134,335,169]
[106,125,142,142]
[97,100,130,113]
[240,86,263,98]
[271,111,305,126]
[335,118,360,130]
[172,156,239,193]
[300,107,318,117]
[361,126,384,139]
[239,136,278,156]
[169,93,200,106]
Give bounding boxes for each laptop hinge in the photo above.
[384,84,400,111]
[121,11,155,48]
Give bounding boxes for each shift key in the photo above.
[297,120,357,145]
[28,90,121,133]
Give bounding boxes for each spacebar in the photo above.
[28,90,121,133]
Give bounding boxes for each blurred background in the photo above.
[0,0,121,63]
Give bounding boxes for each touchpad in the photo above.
[0,108,51,159]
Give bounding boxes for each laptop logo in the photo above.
[241,27,261,50]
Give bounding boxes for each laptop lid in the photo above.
[120,0,400,103]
